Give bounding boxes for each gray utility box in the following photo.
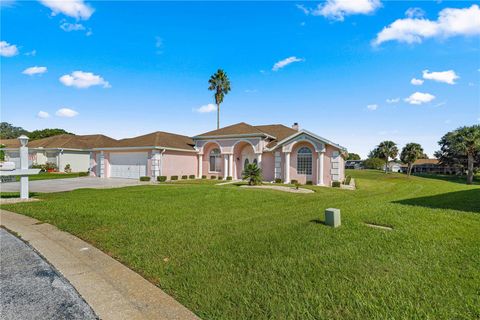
[325,208,341,228]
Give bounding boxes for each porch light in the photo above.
[18,135,29,147]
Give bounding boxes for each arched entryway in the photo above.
[233,141,256,180]
[290,141,318,184]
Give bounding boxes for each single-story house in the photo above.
[1,134,117,172]
[91,122,347,186]
[384,161,402,173]
[401,159,463,175]
[345,160,364,170]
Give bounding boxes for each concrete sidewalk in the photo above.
[0,210,200,320]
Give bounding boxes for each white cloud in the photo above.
[411,78,424,85]
[422,69,459,85]
[298,0,381,21]
[56,108,79,118]
[39,0,94,20]
[373,4,480,46]
[22,66,47,76]
[435,101,446,107]
[386,98,400,104]
[60,22,85,32]
[0,41,19,57]
[24,50,36,56]
[195,103,217,113]
[367,104,378,111]
[59,71,110,89]
[37,111,50,119]
[272,56,304,71]
[404,92,435,105]
[405,7,425,19]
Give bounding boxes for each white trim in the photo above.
[193,133,276,140]
[91,146,197,153]
[267,129,347,152]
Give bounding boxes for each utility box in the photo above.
[325,208,341,228]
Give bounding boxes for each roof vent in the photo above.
[292,122,299,131]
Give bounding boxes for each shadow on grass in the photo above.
[309,219,327,225]
[393,189,480,213]
[413,173,480,185]
[0,192,39,199]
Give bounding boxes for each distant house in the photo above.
[345,160,364,170]
[385,161,402,173]
[404,159,462,175]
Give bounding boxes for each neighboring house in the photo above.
[345,160,364,170]
[1,134,117,172]
[91,122,347,186]
[385,161,402,173]
[402,159,463,175]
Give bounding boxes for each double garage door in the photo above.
[109,152,148,179]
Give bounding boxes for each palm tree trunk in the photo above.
[467,152,474,185]
[384,158,388,173]
[217,103,220,129]
[407,163,412,176]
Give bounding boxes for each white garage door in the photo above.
[109,152,148,179]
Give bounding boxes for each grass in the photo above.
[15,172,83,181]
[1,170,479,319]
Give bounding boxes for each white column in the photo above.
[151,150,161,179]
[20,145,29,199]
[223,155,228,179]
[257,153,262,168]
[284,152,290,184]
[318,151,325,185]
[99,151,105,178]
[228,154,233,179]
[198,154,203,178]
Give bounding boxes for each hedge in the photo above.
[140,176,151,182]
[189,175,196,179]
[181,175,188,180]
[157,176,167,182]
[171,175,178,180]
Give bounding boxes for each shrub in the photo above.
[218,176,223,180]
[79,171,89,177]
[210,176,216,179]
[32,164,46,172]
[332,181,341,187]
[64,164,72,173]
[364,158,384,170]
[189,175,195,179]
[157,176,167,182]
[226,176,232,181]
[45,162,57,171]
[344,175,352,185]
[242,163,262,186]
[201,175,207,179]
[181,175,188,180]
[171,175,178,180]
[140,176,151,182]
[290,179,298,184]
[294,183,301,190]
[274,178,283,184]
[306,180,313,185]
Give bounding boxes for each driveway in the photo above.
[0,228,97,320]
[0,177,143,193]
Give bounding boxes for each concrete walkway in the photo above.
[0,210,200,320]
[0,177,143,193]
[0,228,97,320]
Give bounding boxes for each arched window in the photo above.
[297,147,312,175]
[209,148,221,172]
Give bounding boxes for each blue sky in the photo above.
[1,0,479,157]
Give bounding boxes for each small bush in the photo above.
[290,179,298,184]
[32,164,47,172]
[344,175,352,185]
[79,171,89,177]
[189,175,196,179]
[332,181,341,187]
[201,175,207,179]
[140,176,151,181]
[274,178,283,184]
[45,162,57,171]
[210,176,216,179]
[218,176,223,180]
[171,175,178,180]
[157,176,167,182]
[181,175,188,180]
[64,164,72,173]
[226,176,232,181]
[306,181,313,185]
[294,183,301,190]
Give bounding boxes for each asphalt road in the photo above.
[0,228,97,320]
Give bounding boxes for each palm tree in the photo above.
[208,69,231,129]
[400,143,424,176]
[242,163,262,186]
[377,141,398,173]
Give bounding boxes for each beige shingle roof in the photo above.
[114,131,195,150]
[195,122,266,137]
[1,134,118,149]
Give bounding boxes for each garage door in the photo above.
[109,152,148,179]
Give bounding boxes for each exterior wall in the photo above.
[59,151,90,172]
[161,150,197,178]
[89,152,98,177]
[324,145,345,186]
[289,141,319,184]
[261,151,275,181]
[201,142,225,178]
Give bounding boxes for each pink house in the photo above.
[90,122,347,186]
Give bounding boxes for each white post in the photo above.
[223,155,228,179]
[228,154,233,179]
[284,152,290,184]
[99,151,105,178]
[198,154,203,178]
[18,135,30,199]
[257,153,262,169]
[318,151,325,185]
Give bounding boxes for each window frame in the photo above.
[209,148,222,173]
[297,146,313,175]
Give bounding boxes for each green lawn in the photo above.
[2,170,479,319]
[15,172,83,181]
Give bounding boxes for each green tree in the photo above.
[208,69,231,129]
[0,122,27,139]
[400,143,424,176]
[377,141,399,173]
[242,163,262,186]
[0,144,5,161]
[364,158,384,170]
[435,125,480,185]
[347,153,361,160]
[29,128,72,140]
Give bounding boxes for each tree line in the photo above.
[0,122,72,140]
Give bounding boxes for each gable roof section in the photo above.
[0,139,21,148]
[254,124,298,148]
[269,129,347,152]
[113,131,195,151]
[2,134,119,150]
[195,122,267,138]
